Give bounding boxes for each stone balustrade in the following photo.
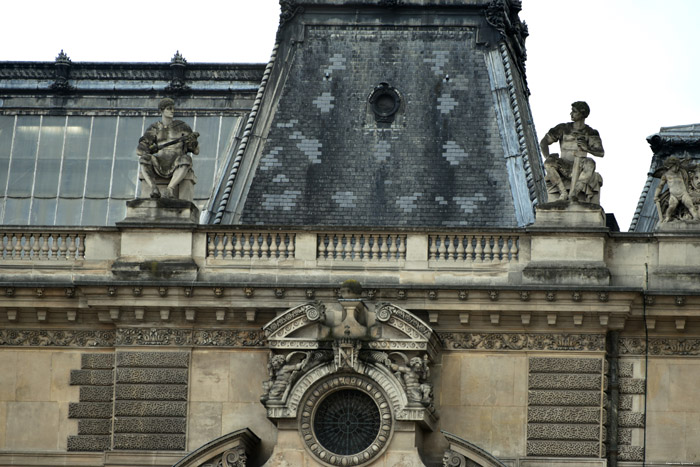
[1,231,86,260]
[2,225,698,292]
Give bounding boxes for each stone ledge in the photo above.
[117,198,199,226]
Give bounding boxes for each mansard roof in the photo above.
[210,0,546,228]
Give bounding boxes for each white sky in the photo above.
[2,0,699,230]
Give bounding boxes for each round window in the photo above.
[299,375,393,466]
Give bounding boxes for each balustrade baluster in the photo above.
[251,233,260,258]
[260,233,270,258]
[51,234,61,260]
[464,236,474,261]
[208,234,217,258]
[456,235,465,261]
[31,234,40,259]
[380,235,389,261]
[447,235,456,261]
[370,235,379,261]
[429,235,437,260]
[398,235,406,260]
[68,234,77,259]
[389,235,398,260]
[475,236,484,263]
[78,234,86,259]
[39,234,49,260]
[438,235,448,261]
[511,237,519,261]
[287,234,295,259]
[270,234,280,259]
[349,234,359,261]
[58,234,67,259]
[485,236,494,262]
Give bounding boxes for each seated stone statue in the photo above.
[540,101,605,204]
[137,98,199,201]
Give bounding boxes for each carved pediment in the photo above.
[173,428,259,467]
[263,300,440,360]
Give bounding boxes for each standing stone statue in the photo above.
[540,101,605,204]
[654,156,700,223]
[137,98,199,200]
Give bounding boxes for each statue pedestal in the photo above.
[533,200,606,228]
[524,201,610,286]
[117,198,200,226]
[112,198,200,280]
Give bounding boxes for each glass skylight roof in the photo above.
[0,113,243,226]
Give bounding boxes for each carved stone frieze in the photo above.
[619,336,700,355]
[193,330,265,347]
[0,329,115,347]
[116,328,192,346]
[440,332,605,352]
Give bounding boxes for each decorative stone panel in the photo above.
[68,353,115,451]
[68,350,189,451]
[615,358,645,462]
[113,351,189,450]
[527,357,605,458]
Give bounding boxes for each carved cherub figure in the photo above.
[654,156,699,223]
[385,353,432,405]
[260,351,310,403]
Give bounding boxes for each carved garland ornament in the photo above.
[299,374,393,467]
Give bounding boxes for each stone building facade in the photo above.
[1,1,700,467]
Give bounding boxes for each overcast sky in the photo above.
[2,0,699,230]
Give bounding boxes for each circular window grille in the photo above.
[299,375,393,466]
[369,82,401,123]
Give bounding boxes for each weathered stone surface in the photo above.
[528,407,602,424]
[68,402,113,419]
[618,361,634,378]
[619,411,645,428]
[527,423,600,441]
[618,445,645,461]
[528,390,600,407]
[67,435,111,452]
[529,357,602,374]
[70,369,114,386]
[618,428,632,445]
[619,394,633,411]
[115,368,188,384]
[81,353,114,369]
[113,433,185,451]
[114,417,186,434]
[79,386,113,402]
[114,401,187,417]
[620,378,646,394]
[78,419,111,435]
[116,351,189,368]
[527,440,601,457]
[528,374,602,391]
[115,384,187,401]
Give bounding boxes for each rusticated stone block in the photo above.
[81,353,114,369]
[69,402,113,419]
[619,411,645,428]
[117,351,189,368]
[115,368,188,384]
[528,373,602,391]
[114,417,186,434]
[67,435,111,451]
[619,394,633,411]
[528,406,602,424]
[618,361,634,378]
[78,419,112,435]
[114,401,187,417]
[527,423,600,441]
[113,433,185,451]
[70,369,114,386]
[80,386,113,402]
[620,378,646,395]
[618,445,644,461]
[529,357,602,374]
[527,440,601,457]
[619,428,632,445]
[115,384,188,401]
[528,390,600,407]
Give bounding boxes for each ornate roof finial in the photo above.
[55,49,71,65]
[171,50,187,65]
